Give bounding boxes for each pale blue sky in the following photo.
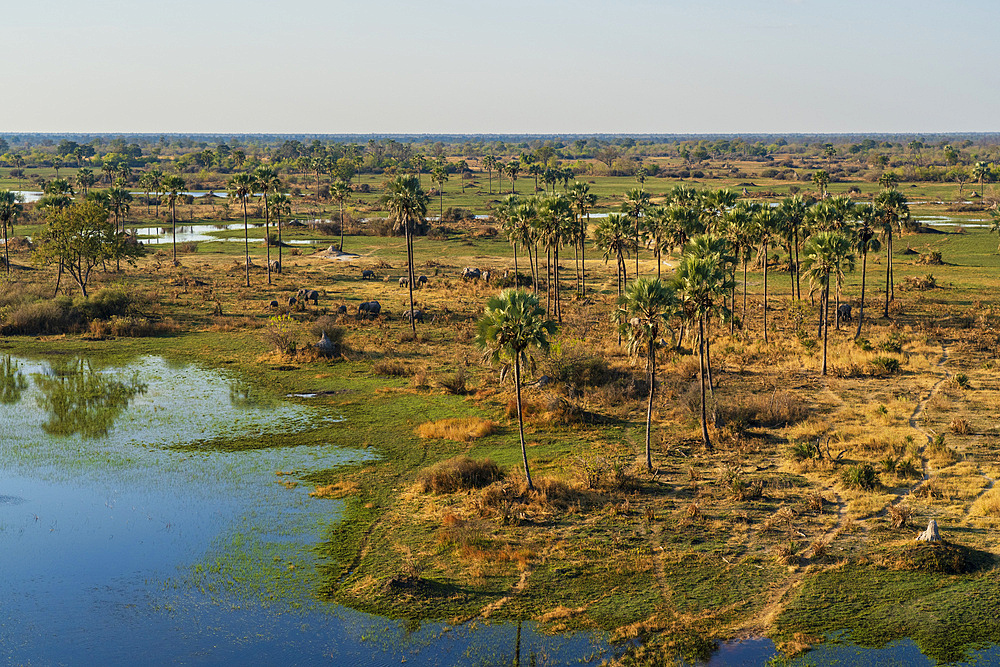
[7,0,998,133]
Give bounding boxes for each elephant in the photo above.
[462,267,481,281]
[361,269,376,280]
[399,276,409,288]
[481,270,492,283]
[837,303,853,322]
[337,305,348,314]
[304,290,319,305]
[417,275,428,287]
[269,260,281,273]
[288,296,298,307]
[268,300,279,308]
[358,300,382,319]
[404,309,425,324]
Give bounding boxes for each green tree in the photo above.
[0,190,24,274]
[778,195,810,300]
[228,172,257,287]
[852,203,882,339]
[673,252,732,449]
[614,277,677,471]
[568,181,597,295]
[33,201,143,297]
[330,180,352,253]
[802,231,855,375]
[431,165,448,220]
[875,189,909,317]
[972,161,992,201]
[268,192,292,272]
[254,166,281,285]
[475,289,557,490]
[812,170,830,199]
[622,188,650,277]
[752,207,783,342]
[594,212,633,299]
[382,175,429,333]
[161,175,186,263]
[76,168,96,198]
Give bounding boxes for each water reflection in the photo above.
[0,356,28,404]
[229,380,280,409]
[33,359,147,438]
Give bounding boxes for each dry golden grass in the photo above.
[309,480,359,498]
[415,416,498,442]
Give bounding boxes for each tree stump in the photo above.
[917,518,940,542]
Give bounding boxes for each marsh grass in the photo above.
[415,417,498,442]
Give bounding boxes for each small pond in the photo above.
[0,354,620,664]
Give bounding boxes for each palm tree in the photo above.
[382,175,429,333]
[475,289,557,490]
[752,207,783,342]
[254,166,281,285]
[148,168,164,218]
[875,189,909,317]
[537,195,573,320]
[138,172,155,215]
[496,194,521,277]
[812,170,830,199]
[483,155,496,195]
[161,175,186,263]
[852,203,882,339]
[802,231,855,375]
[76,168,95,198]
[268,192,292,273]
[673,252,732,450]
[430,166,448,220]
[330,179,352,253]
[972,161,992,201]
[567,182,597,296]
[623,188,650,277]
[594,213,633,298]
[507,161,520,194]
[0,190,24,274]
[510,199,538,291]
[228,172,256,287]
[614,277,676,471]
[778,195,810,300]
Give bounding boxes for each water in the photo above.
[0,354,619,665]
[131,223,322,245]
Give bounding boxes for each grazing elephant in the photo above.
[838,304,853,322]
[404,309,425,324]
[462,267,481,281]
[304,289,319,305]
[358,300,381,319]
[288,296,298,307]
[269,260,281,273]
[399,276,409,288]
[268,300,279,309]
[417,275,428,287]
[361,269,376,280]
[337,305,348,314]
[481,270,491,283]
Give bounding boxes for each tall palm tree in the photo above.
[567,181,597,296]
[594,213,633,298]
[148,168,164,218]
[614,277,677,471]
[382,175,429,333]
[778,195,810,300]
[76,168,95,198]
[752,207,783,342]
[228,172,256,287]
[0,190,24,274]
[507,161,520,194]
[475,289,557,491]
[802,231,855,376]
[430,166,448,219]
[875,189,909,317]
[268,192,292,273]
[673,252,732,450]
[496,194,521,278]
[254,166,281,285]
[852,203,882,339]
[138,173,154,216]
[972,161,992,201]
[161,175,186,264]
[623,188,650,277]
[330,179,352,253]
[511,199,538,291]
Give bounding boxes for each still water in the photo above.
[0,355,615,665]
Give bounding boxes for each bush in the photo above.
[868,356,901,376]
[417,456,505,494]
[2,298,78,334]
[842,463,880,491]
[719,391,808,428]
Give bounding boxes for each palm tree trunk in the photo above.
[243,199,250,288]
[698,316,711,450]
[171,200,177,264]
[855,249,868,339]
[554,247,561,323]
[514,355,533,490]
[645,339,655,471]
[339,202,346,252]
[821,280,830,375]
[793,222,801,299]
[406,219,416,334]
[582,213,589,297]
[743,258,748,330]
[573,231,581,296]
[513,242,519,284]
[276,211,283,273]
[264,195,272,285]
[2,220,8,275]
[884,232,892,317]
[762,240,769,343]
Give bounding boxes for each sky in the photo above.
[6,0,1000,134]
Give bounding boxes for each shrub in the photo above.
[951,417,971,435]
[438,367,468,395]
[415,417,498,442]
[868,356,901,376]
[842,463,880,491]
[954,372,970,389]
[417,456,505,494]
[372,359,410,377]
[719,391,807,428]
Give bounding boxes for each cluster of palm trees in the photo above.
[492,183,598,322]
[226,167,289,287]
